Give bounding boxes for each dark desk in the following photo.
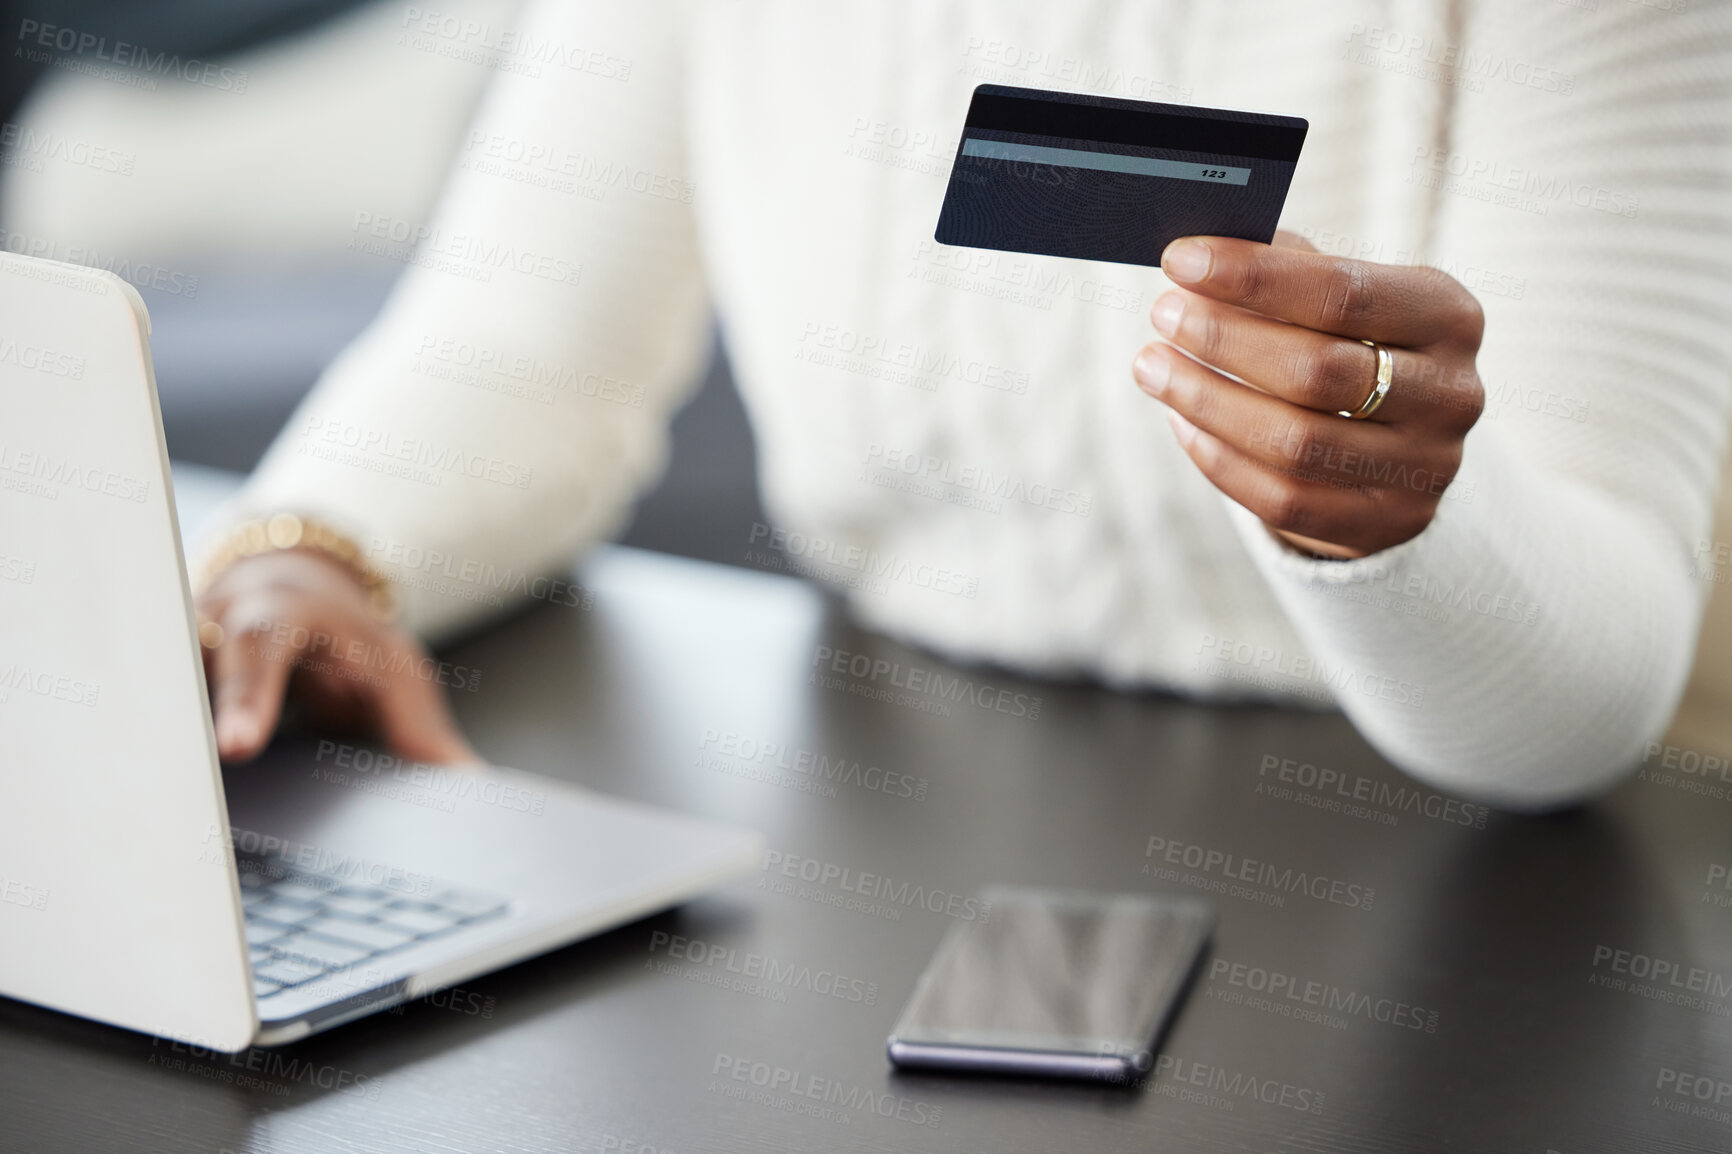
[4,473,1731,1153]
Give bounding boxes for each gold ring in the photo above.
[1340,339,1393,420]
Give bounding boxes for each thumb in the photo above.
[376,671,483,768]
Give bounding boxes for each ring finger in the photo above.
[1151,289,1453,426]
[1133,343,1457,492]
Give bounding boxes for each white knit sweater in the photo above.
[225,0,1732,808]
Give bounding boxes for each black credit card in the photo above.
[934,85,1307,268]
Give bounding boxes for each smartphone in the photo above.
[886,887,1214,1082]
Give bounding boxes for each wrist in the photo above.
[193,513,397,618]
[1268,526,1359,561]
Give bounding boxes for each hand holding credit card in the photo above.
[935,84,1307,266]
[935,84,1489,560]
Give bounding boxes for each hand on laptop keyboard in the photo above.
[195,549,478,766]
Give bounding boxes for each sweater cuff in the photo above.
[1225,501,1441,590]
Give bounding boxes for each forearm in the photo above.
[210,0,709,642]
[1232,421,1703,809]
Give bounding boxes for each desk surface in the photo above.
[4,468,1732,1154]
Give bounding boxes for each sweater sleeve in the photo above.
[1229,0,1732,809]
[210,0,709,642]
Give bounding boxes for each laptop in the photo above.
[0,250,764,1051]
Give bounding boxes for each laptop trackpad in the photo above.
[221,738,758,921]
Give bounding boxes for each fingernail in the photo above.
[1163,239,1212,284]
[218,714,255,750]
[1150,292,1185,337]
[1133,347,1170,397]
[1168,410,1199,447]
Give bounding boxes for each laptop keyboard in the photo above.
[237,851,510,1001]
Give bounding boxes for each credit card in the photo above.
[934,84,1307,268]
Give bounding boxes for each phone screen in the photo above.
[887,887,1213,1078]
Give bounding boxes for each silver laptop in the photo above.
[0,251,763,1050]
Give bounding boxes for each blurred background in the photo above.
[3,0,1729,754]
[0,0,766,567]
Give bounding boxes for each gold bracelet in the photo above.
[191,512,397,618]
